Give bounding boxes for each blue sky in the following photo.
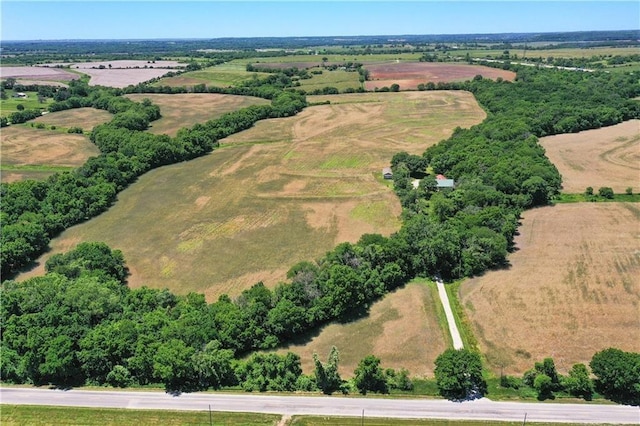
[2,1,638,41]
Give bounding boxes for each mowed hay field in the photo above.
[460,203,640,375]
[1,123,103,183]
[18,91,486,301]
[125,93,270,136]
[273,280,448,378]
[540,120,640,193]
[33,107,113,131]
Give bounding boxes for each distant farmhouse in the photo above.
[436,174,455,189]
[382,167,393,179]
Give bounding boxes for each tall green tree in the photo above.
[434,349,486,400]
[313,346,343,395]
[354,355,388,395]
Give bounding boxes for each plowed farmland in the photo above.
[460,203,640,375]
[17,91,486,301]
[365,62,516,90]
[540,120,640,193]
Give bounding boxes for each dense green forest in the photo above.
[1,61,639,403]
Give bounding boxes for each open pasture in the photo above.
[155,62,270,88]
[0,90,54,117]
[1,124,101,182]
[364,62,516,90]
[540,120,640,193]
[17,91,485,301]
[273,280,447,378]
[33,107,112,131]
[460,203,640,375]
[125,93,270,136]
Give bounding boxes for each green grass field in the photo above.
[155,62,270,87]
[1,404,610,426]
[0,90,54,117]
[0,405,279,426]
[297,69,362,92]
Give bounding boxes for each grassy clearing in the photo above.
[297,69,362,92]
[0,90,54,117]
[540,120,639,193]
[0,405,279,426]
[1,124,100,183]
[17,91,486,303]
[125,93,270,136]
[156,62,270,88]
[459,203,640,376]
[272,279,447,379]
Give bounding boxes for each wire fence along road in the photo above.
[2,388,639,424]
[435,274,464,350]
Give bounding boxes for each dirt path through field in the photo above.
[435,274,464,350]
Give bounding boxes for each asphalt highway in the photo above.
[2,388,639,424]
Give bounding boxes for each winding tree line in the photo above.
[1,78,306,278]
[1,65,639,402]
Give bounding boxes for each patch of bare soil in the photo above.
[81,69,175,88]
[0,66,78,81]
[540,120,640,193]
[460,203,640,375]
[364,62,516,90]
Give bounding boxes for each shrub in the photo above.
[598,187,614,199]
[68,126,84,134]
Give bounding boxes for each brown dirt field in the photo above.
[125,93,270,137]
[33,108,113,131]
[17,91,485,301]
[364,62,516,90]
[273,280,447,378]
[540,120,640,193]
[81,69,175,88]
[0,66,78,81]
[1,125,100,168]
[460,203,640,375]
[62,60,184,69]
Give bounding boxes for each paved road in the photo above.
[435,274,464,350]
[2,388,639,424]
